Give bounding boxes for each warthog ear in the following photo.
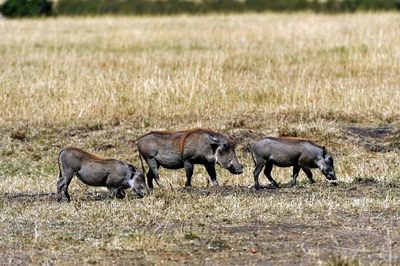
[128,164,137,173]
[209,135,221,145]
[322,146,327,157]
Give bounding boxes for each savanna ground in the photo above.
[0,13,400,265]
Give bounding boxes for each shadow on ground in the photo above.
[1,177,394,203]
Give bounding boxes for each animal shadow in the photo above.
[179,184,280,197]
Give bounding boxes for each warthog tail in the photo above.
[138,151,146,174]
[250,146,256,167]
[57,149,64,178]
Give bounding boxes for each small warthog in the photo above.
[137,128,244,189]
[251,137,337,188]
[57,147,146,201]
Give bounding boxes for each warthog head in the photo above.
[127,164,146,198]
[210,135,243,175]
[317,147,337,184]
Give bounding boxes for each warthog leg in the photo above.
[253,159,266,190]
[291,166,301,187]
[204,163,219,187]
[146,158,163,189]
[184,161,194,187]
[107,176,128,199]
[145,159,156,190]
[302,167,315,184]
[110,188,125,199]
[63,171,74,202]
[56,178,65,199]
[154,176,164,188]
[264,162,279,188]
[57,168,74,202]
[146,171,154,190]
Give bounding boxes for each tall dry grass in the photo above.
[0,13,399,127]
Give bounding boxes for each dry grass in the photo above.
[0,13,399,265]
[0,13,399,127]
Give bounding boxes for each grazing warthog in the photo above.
[137,128,244,189]
[57,147,146,201]
[251,137,337,188]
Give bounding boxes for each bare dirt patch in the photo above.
[344,124,400,152]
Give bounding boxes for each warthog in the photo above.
[137,128,244,189]
[57,147,146,201]
[251,137,337,188]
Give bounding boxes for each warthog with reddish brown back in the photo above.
[251,137,337,188]
[137,128,244,189]
[57,147,146,201]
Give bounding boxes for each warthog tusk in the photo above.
[128,179,134,188]
[214,152,219,165]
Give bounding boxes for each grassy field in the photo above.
[0,13,399,265]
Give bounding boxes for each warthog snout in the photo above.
[214,140,244,175]
[321,167,337,185]
[227,162,243,175]
[129,172,146,198]
[327,172,337,185]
